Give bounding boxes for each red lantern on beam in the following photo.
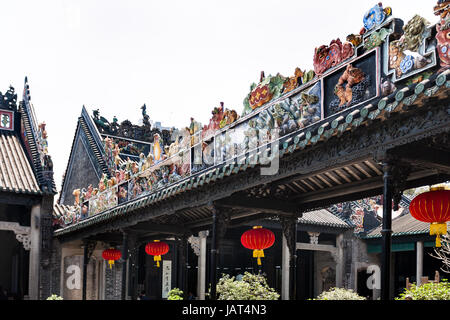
[102,248,122,269]
[145,240,169,267]
[241,226,275,265]
[409,187,450,247]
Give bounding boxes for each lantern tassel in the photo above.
[108,260,114,269]
[253,249,264,266]
[430,223,447,247]
[154,255,161,267]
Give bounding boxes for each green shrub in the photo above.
[46,294,63,300]
[396,280,450,300]
[314,287,366,300]
[215,272,280,300]
[167,288,184,300]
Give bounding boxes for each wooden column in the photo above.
[208,204,230,300]
[335,233,344,287]
[82,243,88,300]
[281,233,290,300]
[381,161,393,300]
[416,241,423,286]
[121,232,129,300]
[128,237,139,300]
[28,203,41,300]
[177,234,188,298]
[82,240,96,300]
[197,231,208,300]
[281,216,297,300]
[209,206,218,300]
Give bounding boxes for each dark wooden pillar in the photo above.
[208,204,230,300]
[209,206,218,300]
[82,240,96,300]
[121,232,129,300]
[381,161,393,300]
[281,216,298,300]
[177,234,189,298]
[127,235,139,300]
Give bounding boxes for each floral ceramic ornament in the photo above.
[363,28,391,50]
[434,0,450,20]
[401,15,430,52]
[313,39,354,76]
[242,72,288,116]
[362,3,392,32]
[399,55,415,75]
[389,41,405,77]
[202,102,225,139]
[435,2,450,71]
[346,34,363,47]
[436,20,450,70]
[283,68,304,93]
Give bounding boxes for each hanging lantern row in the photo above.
[102,248,122,269]
[241,226,275,265]
[409,187,450,247]
[145,240,169,267]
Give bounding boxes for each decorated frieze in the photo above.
[55,2,446,228]
[385,14,436,82]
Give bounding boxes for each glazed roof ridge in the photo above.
[20,78,57,194]
[53,71,450,236]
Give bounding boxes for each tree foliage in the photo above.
[167,288,184,300]
[216,272,280,300]
[396,280,450,300]
[313,287,366,300]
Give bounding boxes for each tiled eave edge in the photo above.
[361,229,430,239]
[0,185,43,196]
[54,70,450,237]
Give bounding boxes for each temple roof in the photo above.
[363,213,441,238]
[58,106,110,204]
[298,209,351,228]
[0,79,56,196]
[0,131,41,194]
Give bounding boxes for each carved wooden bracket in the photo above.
[280,216,298,258]
[188,235,200,256]
[0,221,31,250]
[82,239,97,262]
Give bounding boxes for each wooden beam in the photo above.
[214,195,301,216]
[393,145,450,174]
[296,242,337,253]
[0,192,41,206]
[293,169,436,203]
[127,222,187,235]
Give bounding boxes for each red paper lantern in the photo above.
[102,248,122,269]
[145,240,169,267]
[241,226,275,265]
[409,187,450,247]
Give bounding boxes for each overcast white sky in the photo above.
[0,0,437,194]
